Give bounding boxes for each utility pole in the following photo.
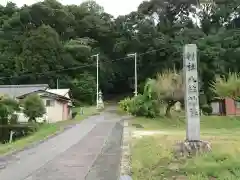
[127,53,137,96]
[92,54,99,108]
[57,78,59,89]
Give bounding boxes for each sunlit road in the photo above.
[0,111,123,180]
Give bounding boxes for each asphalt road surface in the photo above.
[0,112,124,180]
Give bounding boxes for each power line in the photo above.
[0,47,181,80]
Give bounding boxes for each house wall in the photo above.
[211,101,220,115]
[62,103,68,120]
[210,100,226,115]
[225,98,240,116]
[68,107,72,119]
[234,100,240,115]
[42,97,67,123]
[16,90,72,123]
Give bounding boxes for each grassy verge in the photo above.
[0,106,98,155]
[131,115,240,179]
[132,115,240,130]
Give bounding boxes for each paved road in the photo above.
[0,112,124,180]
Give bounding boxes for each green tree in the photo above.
[150,70,184,117]
[23,94,46,122]
[0,95,19,125]
[70,72,96,105]
[1,0,240,105]
[0,95,19,143]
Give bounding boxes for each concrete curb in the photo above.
[119,118,132,180]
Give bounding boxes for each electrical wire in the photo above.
[0,47,182,80]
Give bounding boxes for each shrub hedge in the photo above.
[0,123,40,143]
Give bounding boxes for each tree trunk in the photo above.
[165,104,172,117]
[165,101,176,117]
[29,118,36,123]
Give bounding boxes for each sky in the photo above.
[1,0,144,17]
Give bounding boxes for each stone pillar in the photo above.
[174,44,211,157]
[183,44,200,141]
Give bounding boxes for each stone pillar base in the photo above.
[174,140,211,157]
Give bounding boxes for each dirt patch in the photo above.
[132,130,180,138]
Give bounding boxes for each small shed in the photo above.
[211,97,240,116]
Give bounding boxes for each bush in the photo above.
[119,97,132,113]
[201,104,213,115]
[0,123,40,143]
[132,95,160,118]
[0,96,20,125]
[119,78,161,118]
[23,94,46,122]
[128,95,145,116]
[0,96,20,143]
[119,95,160,118]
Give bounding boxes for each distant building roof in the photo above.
[17,89,71,101]
[46,89,72,106]
[46,89,70,98]
[0,84,49,97]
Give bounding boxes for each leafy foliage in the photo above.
[119,97,132,113]
[0,95,19,125]
[0,0,240,104]
[211,73,240,99]
[119,79,160,118]
[70,72,96,105]
[0,95,20,143]
[119,95,160,118]
[201,104,213,115]
[23,94,46,122]
[129,94,160,118]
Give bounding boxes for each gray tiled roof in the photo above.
[0,84,49,97]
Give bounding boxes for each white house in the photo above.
[0,84,73,123]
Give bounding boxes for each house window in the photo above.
[235,101,240,109]
[46,100,55,107]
